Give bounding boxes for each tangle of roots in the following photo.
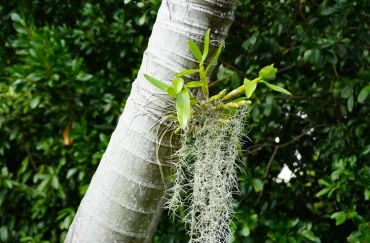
[166,106,247,243]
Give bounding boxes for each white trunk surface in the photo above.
[65,1,236,242]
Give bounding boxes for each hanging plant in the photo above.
[144,29,291,242]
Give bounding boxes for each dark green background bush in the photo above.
[0,0,369,242]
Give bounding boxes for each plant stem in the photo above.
[200,64,209,98]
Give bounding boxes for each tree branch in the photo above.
[298,2,314,35]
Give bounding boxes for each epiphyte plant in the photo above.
[144,29,291,130]
[144,29,292,242]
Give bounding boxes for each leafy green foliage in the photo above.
[144,32,291,130]
[157,0,370,242]
[0,1,157,241]
[1,0,370,242]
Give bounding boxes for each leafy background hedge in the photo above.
[1,0,369,242]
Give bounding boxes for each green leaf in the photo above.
[144,74,169,92]
[27,72,43,81]
[252,178,263,192]
[186,81,203,88]
[301,230,317,241]
[361,145,370,155]
[172,78,184,94]
[11,13,26,25]
[52,176,59,189]
[138,13,146,26]
[320,7,337,16]
[260,80,292,95]
[347,95,354,112]
[30,96,40,109]
[259,64,278,79]
[244,78,257,98]
[241,225,250,237]
[341,85,353,99]
[331,211,347,225]
[176,90,191,129]
[66,168,78,179]
[190,99,198,106]
[167,87,176,98]
[175,69,200,78]
[316,187,330,197]
[188,41,203,63]
[326,50,338,64]
[365,188,370,201]
[358,85,370,103]
[206,44,223,73]
[202,29,210,62]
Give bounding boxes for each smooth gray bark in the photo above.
[65,0,237,242]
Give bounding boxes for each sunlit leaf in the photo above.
[259,64,278,79]
[30,96,40,109]
[176,90,190,129]
[358,85,370,103]
[186,81,203,88]
[206,44,223,73]
[167,87,176,98]
[260,80,292,95]
[202,29,210,62]
[144,74,169,92]
[175,69,199,78]
[172,78,184,94]
[244,78,257,98]
[331,211,347,225]
[188,41,203,63]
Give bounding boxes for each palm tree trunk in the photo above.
[65,0,237,242]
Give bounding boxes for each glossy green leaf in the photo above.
[260,80,292,95]
[172,78,184,94]
[144,74,169,92]
[206,44,223,73]
[202,29,210,62]
[186,81,203,88]
[188,41,203,63]
[358,85,370,103]
[176,90,190,129]
[175,69,199,78]
[244,78,257,98]
[331,211,347,225]
[259,64,278,79]
[30,96,40,109]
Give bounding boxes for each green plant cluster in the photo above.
[0,1,159,242]
[155,0,370,242]
[0,0,369,243]
[144,29,290,130]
